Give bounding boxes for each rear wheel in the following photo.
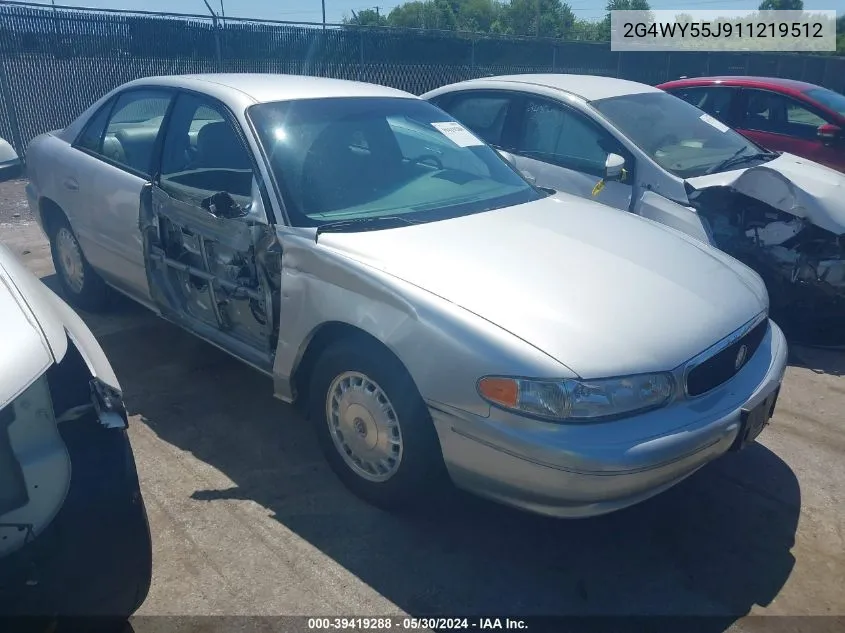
[49,214,111,312]
[309,338,448,510]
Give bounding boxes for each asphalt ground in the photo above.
[1,176,843,632]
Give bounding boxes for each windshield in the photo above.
[592,91,768,178]
[805,87,845,118]
[248,97,540,228]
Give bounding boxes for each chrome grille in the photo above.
[685,315,769,397]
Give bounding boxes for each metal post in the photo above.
[202,0,223,71]
[0,15,25,159]
[358,30,364,81]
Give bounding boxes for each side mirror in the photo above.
[202,191,246,219]
[604,153,626,182]
[818,123,843,146]
[496,148,516,166]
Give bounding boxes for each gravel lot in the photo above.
[1,176,844,630]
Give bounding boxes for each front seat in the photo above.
[745,94,772,131]
[300,123,377,215]
[194,121,251,170]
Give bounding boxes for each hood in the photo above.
[686,152,845,236]
[318,194,767,378]
[0,265,54,409]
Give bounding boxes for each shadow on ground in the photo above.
[52,275,803,631]
[788,344,845,378]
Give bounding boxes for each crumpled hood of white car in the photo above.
[686,152,845,236]
[320,193,768,378]
[0,266,54,409]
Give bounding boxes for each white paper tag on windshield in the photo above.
[700,113,730,133]
[431,121,484,147]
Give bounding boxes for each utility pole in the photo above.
[201,0,222,70]
[322,0,326,30]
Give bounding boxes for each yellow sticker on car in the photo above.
[592,180,605,196]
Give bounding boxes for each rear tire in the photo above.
[49,214,111,312]
[309,338,448,510]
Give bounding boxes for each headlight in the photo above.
[477,373,675,422]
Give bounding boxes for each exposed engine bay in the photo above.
[691,187,845,346]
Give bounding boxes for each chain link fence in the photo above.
[1,1,843,158]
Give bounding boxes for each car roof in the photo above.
[451,74,661,102]
[658,75,822,94]
[121,73,414,106]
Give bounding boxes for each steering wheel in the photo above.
[652,133,679,151]
[414,154,443,170]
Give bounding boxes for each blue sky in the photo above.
[24,0,843,25]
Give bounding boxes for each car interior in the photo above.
[159,119,255,204]
[101,118,164,174]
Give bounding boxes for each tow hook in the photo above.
[90,379,128,430]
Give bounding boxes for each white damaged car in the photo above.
[424,74,845,345]
[0,242,151,617]
[0,136,21,181]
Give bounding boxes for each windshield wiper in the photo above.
[705,149,779,175]
[314,215,419,241]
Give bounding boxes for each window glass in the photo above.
[75,100,113,153]
[743,89,828,139]
[805,87,845,117]
[517,99,619,176]
[672,87,734,122]
[100,90,171,176]
[248,97,538,228]
[160,93,254,205]
[593,91,765,178]
[444,94,511,146]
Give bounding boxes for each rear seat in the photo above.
[112,126,161,173]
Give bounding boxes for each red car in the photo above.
[658,76,845,173]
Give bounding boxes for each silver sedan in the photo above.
[25,74,787,518]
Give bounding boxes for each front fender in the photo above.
[272,234,570,418]
[43,288,121,392]
[633,190,715,246]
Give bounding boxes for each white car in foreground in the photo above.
[0,241,151,617]
[424,74,845,346]
[0,137,21,181]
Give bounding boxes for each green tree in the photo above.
[386,0,459,30]
[452,0,501,32]
[599,0,652,40]
[342,8,388,26]
[758,0,803,10]
[498,0,575,37]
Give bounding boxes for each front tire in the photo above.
[49,214,111,312]
[309,338,448,510]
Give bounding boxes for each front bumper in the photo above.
[0,408,152,617]
[0,157,22,181]
[430,319,788,518]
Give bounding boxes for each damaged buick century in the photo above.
[25,74,787,518]
[423,75,845,346]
